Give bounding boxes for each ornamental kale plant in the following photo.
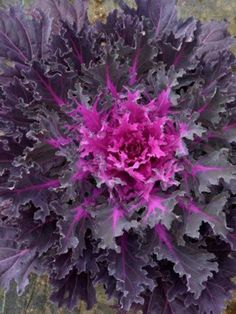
[0,0,236,313]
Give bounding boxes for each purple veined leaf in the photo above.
[148,225,218,298]
[129,48,140,86]
[50,268,97,311]
[34,0,88,33]
[10,7,53,60]
[72,0,88,31]
[47,14,94,79]
[95,261,119,301]
[53,22,93,70]
[173,44,197,72]
[28,9,53,59]
[221,122,236,143]
[81,56,128,98]
[66,31,83,63]
[107,233,155,311]
[0,225,19,250]
[70,95,102,133]
[0,247,40,294]
[0,141,19,172]
[128,32,157,86]
[116,0,133,14]
[3,78,35,111]
[135,0,149,17]
[208,121,236,144]
[158,16,198,70]
[94,205,139,251]
[19,141,68,179]
[196,20,235,61]
[106,64,119,98]
[50,240,99,311]
[190,149,236,192]
[155,224,173,251]
[36,110,74,152]
[97,7,145,54]
[58,206,93,256]
[185,256,236,314]
[156,87,171,116]
[179,117,206,141]
[0,9,32,63]
[0,7,53,79]
[144,192,180,229]
[226,200,236,249]
[143,275,197,314]
[148,0,177,37]
[46,136,72,149]
[173,16,197,42]
[16,205,59,256]
[179,192,232,241]
[17,61,77,113]
[0,225,18,242]
[113,208,124,231]
[0,169,60,219]
[194,52,236,123]
[50,251,74,281]
[118,0,153,20]
[25,61,72,106]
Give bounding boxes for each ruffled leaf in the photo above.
[0,247,39,294]
[107,233,155,310]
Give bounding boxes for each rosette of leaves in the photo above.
[0,0,236,313]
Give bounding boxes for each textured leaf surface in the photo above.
[0,247,39,294]
[107,234,155,310]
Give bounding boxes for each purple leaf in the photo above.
[148,227,218,298]
[0,169,60,219]
[0,247,39,294]
[0,7,52,70]
[107,233,155,310]
[16,205,59,256]
[186,257,236,314]
[50,268,96,311]
[34,0,88,33]
[182,192,231,240]
[196,21,235,61]
[148,0,177,37]
[0,8,32,63]
[94,205,139,251]
[58,206,93,256]
[191,149,236,192]
[25,61,76,106]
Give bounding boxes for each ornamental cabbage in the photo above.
[0,0,236,313]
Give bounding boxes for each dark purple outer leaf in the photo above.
[0,247,40,294]
[93,205,139,251]
[107,234,155,310]
[196,21,235,61]
[0,8,32,63]
[185,256,236,314]
[0,7,52,67]
[148,0,177,37]
[0,169,60,218]
[58,207,93,256]
[143,284,197,314]
[34,0,88,33]
[50,268,96,311]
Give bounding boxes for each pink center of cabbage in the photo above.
[78,92,182,202]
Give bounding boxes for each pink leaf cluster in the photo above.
[78,90,183,205]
